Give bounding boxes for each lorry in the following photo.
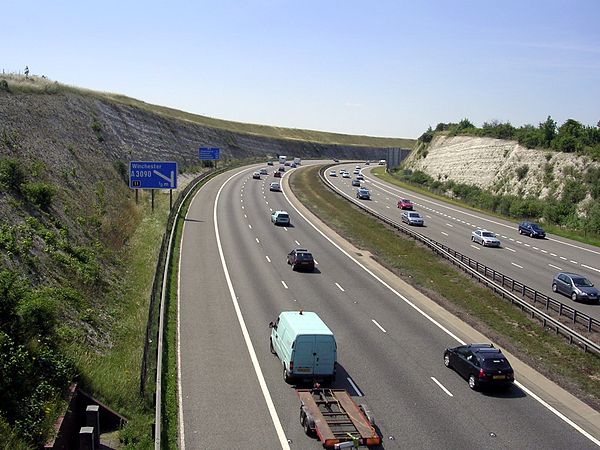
[279,155,287,165]
[269,311,337,383]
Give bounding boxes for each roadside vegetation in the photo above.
[1,74,414,149]
[377,166,600,246]
[0,150,172,447]
[418,117,600,161]
[290,165,600,411]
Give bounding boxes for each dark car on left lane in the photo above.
[444,343,514,390]
[518,221,546,238]
[287,248,315,272]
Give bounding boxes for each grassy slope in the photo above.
[2,75,415,148]
[290,165,600,410]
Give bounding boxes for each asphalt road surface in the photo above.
[328,163,600,320]
[178,161,600,449]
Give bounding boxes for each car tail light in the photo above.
[289,361,294,371]
[478,369,486,379]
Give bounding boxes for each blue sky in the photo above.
[4,0,600,138]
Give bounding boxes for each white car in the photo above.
[269,182,280,192]
[342,172,350,178]
[353,169,360,175]
[252,171,261,179]
[356,174,364,180]
[329,170,337,177]
[471,229,501,247]
[271,210,290,226]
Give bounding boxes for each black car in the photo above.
[552,272,599,303]
[287,248,315,272]
[444,344,514,390]
[518,221,546,238]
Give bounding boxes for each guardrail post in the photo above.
[559,303,563,316]
[573,310,577,324]
[79,427,95,450]
[85,405,100,449]
[533,291,537,304]
[589,318,593,332]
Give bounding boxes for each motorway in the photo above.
[328,162,600,321]
[178,161,600,449]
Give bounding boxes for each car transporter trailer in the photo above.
[297,388,381,448]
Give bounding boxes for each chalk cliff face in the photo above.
[403,135,597,200]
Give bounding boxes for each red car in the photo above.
[397,198,413,210]
[274,171,282,178]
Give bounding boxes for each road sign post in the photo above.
[198,147,220,169]
[129,161,178,212]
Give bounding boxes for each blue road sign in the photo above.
[199,147,220,160]
[129,161,177,189]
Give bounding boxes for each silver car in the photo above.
[401,211,424,226]
[552,272,599,303]
[471,229,501,247]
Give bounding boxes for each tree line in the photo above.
[418,117,600,161]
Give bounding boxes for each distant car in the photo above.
[356,188,370,200]
[287,248,315,272]
[356,174,364,181]
[269,182,281,192]
[274,171,282,178]
[278,165,286,172]
[397,198,413,210]
[444,344,514,390]
[351,179,361,187]
[355,165,361,170]
[284,162,290,166]
[271,211,290,226]
[329,170,337,177]
[552,272,599,303]
[378,160,386,165]
[252,171,261,179]
[353,169,360,175]
[267,161,274,166]
[333,158,339,162]
[290,162,297,168]
[401,211,424,226]
[260,168,268,175]
[342,172,350,178]
[365,161,371,165]
[471,229,501,247]
[518,221,546,238]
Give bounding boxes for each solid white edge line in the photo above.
[430,377,453,397]
[177,221,186,449]
[214,170,290,449]
[284,167,600,446]
[514,381,600,447]
[371,319,387,333]
[347,377,363,397]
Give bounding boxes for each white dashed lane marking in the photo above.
[511,262,524,269]
[549,263,563,271]
[265,256,271,263]
[371,319,387,333]
[335,283,345,292]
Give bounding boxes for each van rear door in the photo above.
[294,336,315,375]
[314,335,336,375]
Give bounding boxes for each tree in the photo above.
[539,116,556,147]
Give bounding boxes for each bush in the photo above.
[0,80,9,92]
[16,293,57,339]
[515,165,529,180]
[21,182,55,209]
[0,158,25,192]
[410,170,433,186]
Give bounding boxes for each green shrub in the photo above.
[515,164,529,180]
[16,293,57,338]
[21,182,55,209]
[0,80,9,92]
[0,158,25,192]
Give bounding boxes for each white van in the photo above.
[269,311,337,383]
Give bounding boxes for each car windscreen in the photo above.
[531,224,543,231]
[409,213,420,218]
[573,277,593,287]
[482,358,511,370]
[482,232,495,237]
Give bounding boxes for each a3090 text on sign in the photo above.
[129,161,178,189]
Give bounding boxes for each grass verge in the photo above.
[372,167,600,248]
[64,189,171,449]
[290,165,600,410]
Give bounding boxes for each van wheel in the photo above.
[283,367,292,384]
[291,264,296,271]
[269,338,276,355]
